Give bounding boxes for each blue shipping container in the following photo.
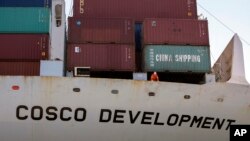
[0,0,51,7]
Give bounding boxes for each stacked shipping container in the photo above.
[0,34,49,61]
[0,8,50,33]
[67,0,209,75]
[0,0,52,76]
[67,18,136,72]
[68,18,135,44]
[143,45,210,72]
[73,0,198,22]
[67,44,135,71]
[143,19,209,46]
[0,62,40,76]
[142,18,210,73]
[0,0,211,79]
[67,11,136,72]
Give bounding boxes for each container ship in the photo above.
[0,0,249,141]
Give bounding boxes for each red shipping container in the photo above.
[143,19,209,46]
[67,44,135,71]
[0,62,40,76]
[0,34,49,61]
[68,17,135,44]
[73,0,197,21]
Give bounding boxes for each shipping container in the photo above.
[142,45,211,72]
[0,0,51,7]
[143,19,209,46]
[68,17,135,44]
[67,44,135,71]
[73,0,197,21]
[0,34,49,61]
[0,8,50,33]
[0,62,40,76]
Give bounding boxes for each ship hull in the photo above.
[0,76,249,141]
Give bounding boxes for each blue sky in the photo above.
[197,0,250,82]
[65,0,250,82]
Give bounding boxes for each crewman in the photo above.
[150,72,159,81]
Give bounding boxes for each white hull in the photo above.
[0,76,249,141]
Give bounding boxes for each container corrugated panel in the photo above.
[0,62,40,76]
[142,45,211,73]
[143,19,209,46]
[0,0,51,7]
[68,17,135,44]
[73,0,197,21]
[67,44,136,71]
[0,8,50,33]
[0,34,49,61]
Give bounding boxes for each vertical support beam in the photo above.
[50,0,66,61]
